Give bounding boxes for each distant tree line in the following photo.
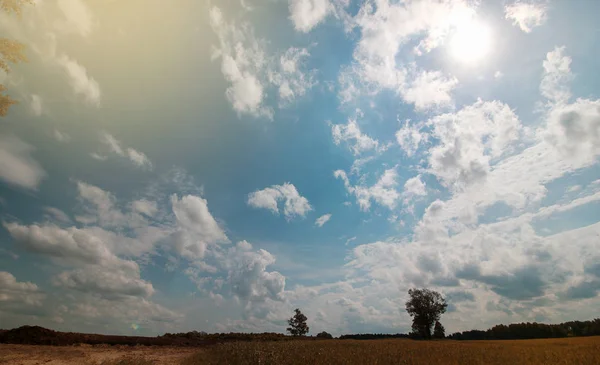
[448,319,600,340]
[339,333,413,340]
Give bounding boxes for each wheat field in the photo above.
[2,337,600,364]
[182,337,600,365]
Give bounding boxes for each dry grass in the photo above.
[182,337,600,365]
[2,337,599,364]
[0,343,196,364]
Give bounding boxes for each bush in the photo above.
[316,331,333,339]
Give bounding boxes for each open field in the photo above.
[2,337,600,365]
[0,344,197,364]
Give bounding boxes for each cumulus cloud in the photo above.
[0,271,44,308]
[225,242,285,304]
[540,46,572,104]
[53,267,155,299]
[335,168,400,211]
[99,132,152,169]
[209,6,316,118]
[315,213,332,227]
[403,175,427,200]
[247,183,312,220]
[400,70,457,110]
[4,222,138,271]
[131,199,158,217]
[505,1,547,33]
[396,120,427,157]
[57,54,101,106]
[288,0,332,33]
[331,118,381,155]
[0,135,46,190]
[171,194,229,260]
[543,99,600,162]
[75,181,142,228]
[209,6,271,118]
[427,100,522,191]
[340,0,472,107]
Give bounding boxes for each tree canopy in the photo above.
[405,288,448,339]
[0,0,31,116]
[287,308,309,336]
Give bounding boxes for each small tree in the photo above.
[316,331,333,339]
[433,321,446,339]
[405,288,448,340]
[287,308,309,336]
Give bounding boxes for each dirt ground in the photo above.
[0,344,198,364]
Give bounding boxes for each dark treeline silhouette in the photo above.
[448,319,600,340]
[339,333,414,340]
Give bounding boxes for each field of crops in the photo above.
[184,337,600,365]
[2,336,600,364]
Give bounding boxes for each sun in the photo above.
[449,19,492,64]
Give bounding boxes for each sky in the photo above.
[1,0,600,337]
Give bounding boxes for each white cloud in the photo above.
[340,0,474,106]
[0,271,44,308]
[209,6,272,119]
[0,135,46,190]
[331,118,381,155]
[226,244,285,304]
[505,1,547,33]
[427,100,522,191]
[335,168,400,211]
[247,183,312,220]
[396,120,427,157]
[494,71,503,79]
[100,131,124,155]
[30,94,42,116]
[53,267,154,299]
[268,47,316,105]
[131,199,158,217]
[90,152,107,161]
[540,46,572,104]
[288,0,332,33]
[315,213,332,227]
[171,194,229,260]
[403,175,427,198]
[543,98,600,162]
[126,147,152,169]
[76,181,137,228]
[43,206,71,224]
[53,129,71,143]
[209,6,316,118]
[57,54,101,106]
[99,132,152,169]
[4,222,138,271]
[345,236,357,246]
[400,70,457,110]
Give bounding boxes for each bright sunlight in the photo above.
[449,19,492,64]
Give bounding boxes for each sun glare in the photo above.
[449,19,492,64]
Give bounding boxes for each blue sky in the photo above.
[1,0,600,336]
